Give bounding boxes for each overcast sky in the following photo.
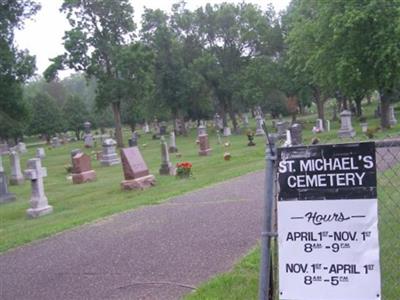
[15,0,290,76]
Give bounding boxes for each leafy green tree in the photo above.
[284,0,331,121]
[62,95,89,140]
[28,92,64,142]
[194,3,281,131]
[0,0,40,142]
[324,0,400,126]
[45,0,136,146]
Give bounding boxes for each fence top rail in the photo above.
[375,138,400,148]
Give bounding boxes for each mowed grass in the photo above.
[0,127,266,252]
[184,154,400,300]
[185,246,261,300]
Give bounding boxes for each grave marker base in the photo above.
[0,193,16,204]
[121,174,156,190]
[72,170,96,184]
[26,205,53,219]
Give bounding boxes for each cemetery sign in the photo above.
[277,142,381,300]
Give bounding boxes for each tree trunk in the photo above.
[111,101,124,147]
[221,102,228,127]
[172,111,178,134]
[380,90,391,129]
[355,97,363,117]
[313,87,324,121]
[75,129,80,141]
[367,94,371,105]
[228,109,238,133]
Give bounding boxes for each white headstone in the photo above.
[223,127,232,137]
[51,137,61,148]
[24,158,53,218]
[159,136,174,175]
[283,130,292,147]
[255,114,265,136]
[100,139,120,166]
[17,142,27,154]
[9,151,24,185]
[316,119,324,131]
[0,172,16,203]
[198,125,207,136]
[389,105,397,126]
[338,110,356,138]
[36,148,45,159]
[144,122,150,133]
[169,132,178,153]
[324,119,331,132]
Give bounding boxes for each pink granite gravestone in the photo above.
[198,134,212,156]
[120,147,155,190]
[71,153,96,184]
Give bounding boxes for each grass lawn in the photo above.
[0,126,266,252]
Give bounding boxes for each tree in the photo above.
[325,0,400,127]
[63,95,89,140]
[194,3,281,131]
[45,0,136,147]
[0,0,40,142]
[284,0,331,121]
[284,0,400,126]
[28,92,64,142]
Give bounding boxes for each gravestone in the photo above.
[0,143,9,155]
[36,148,45,159]
[315,118,324,131]
[289,123,303,146]
[159,137,174,175]
[276,121,288,137]
[169,132,178,153]
[338,110,356,138]
[255,114,265,136]
[214,113,223,131]
[51,137,61,148]
[283,130,292,147]
[70,149,82,163]
[71,153,96,184]
[120,147,156,190]
[17,142,27,154]
[198,130,212,156]
[143,122,150,134]
[160,121,168,135]
[0,155,3,172]
[197,124,207,136]
[243,113,249,128]
[0,172,16,203]
[223,127,232,137]
[100,138,120,166]
[389,105,397,126]
[128,131,138,147]
[83,121,94,148]
[9,151,24,185]
[175,118,185,135]
[324,119,331,132]
[24,158,53,218]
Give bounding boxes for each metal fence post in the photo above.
[259,134,277,300]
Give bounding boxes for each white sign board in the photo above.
[278,199,381,300]
[277,143,381,300]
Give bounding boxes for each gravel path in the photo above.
[0,171,264,300]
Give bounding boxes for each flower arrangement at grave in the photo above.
[176,162,192,178]
[246,130,256,146]
[223,141,231,161]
